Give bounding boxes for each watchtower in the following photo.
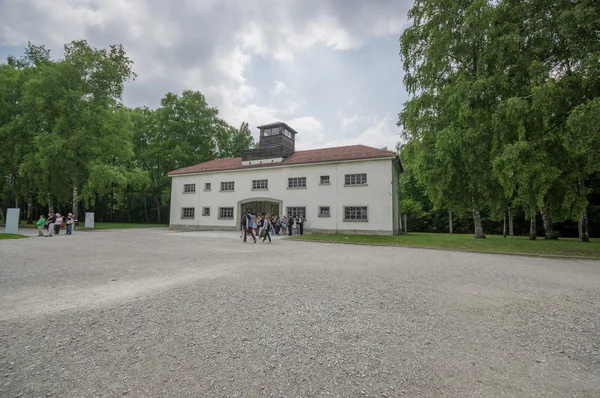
[242,122,299,164]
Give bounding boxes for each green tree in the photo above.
[132,91,253,223]
[399,0,502,238]
[215,121,255,159]
[490,0,600,240]
[0,43,51,221]
[21,40,136,219]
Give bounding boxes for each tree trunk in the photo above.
[398,210,403,234]
[448,210,453,234]
[503,210,507,238]
[540,203,557,240]
[26,195,34,224]
[472,208,486,239]
[0,201,4,222]
[529,216,537,240]
[580,210,590,242]
[155,198,161,224]
[144,195,150,224]
[72,181,79,220]
[110,190,114,222]
[47,193,54,213]
[403,213,407,233]
[508,206,514,236]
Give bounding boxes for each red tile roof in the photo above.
[169,145,397,176]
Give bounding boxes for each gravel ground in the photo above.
[1,229,599,398]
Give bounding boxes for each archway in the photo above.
[237,197,283,228]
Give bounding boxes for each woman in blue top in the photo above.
[246,210,257,243]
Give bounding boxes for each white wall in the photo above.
[169,158,397,234]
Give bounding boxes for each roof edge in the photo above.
[168,154,396,177]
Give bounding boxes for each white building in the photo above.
[168,122,402,235]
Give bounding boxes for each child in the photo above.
[37,215,46,237]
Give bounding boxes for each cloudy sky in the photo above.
[0,0,412,150]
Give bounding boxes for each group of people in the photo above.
[36,212,75,237]
[241,211,305,243]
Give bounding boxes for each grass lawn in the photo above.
[77,222,169,230]
[290,232,600,259]
[0,233,28,240]
[0,222,36,228]
[0,221,168,230]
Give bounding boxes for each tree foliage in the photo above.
[399,0,600,241]
[0,41,255,224]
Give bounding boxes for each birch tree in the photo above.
[22,40,135,219]
[399,0,500,238]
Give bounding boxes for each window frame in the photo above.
[318,206,331,218]
[252,179,268,190]
[183,183,196,193]
[319,175,330,185]
[204,182,211,191]
[343,206,368,222]
[202,207,210,216]
[286,206,306,218]
[288,177,307,189]
[263,126,280,136]
[344,173,368,186]
[220,181,235,192]
[181,207,195,219]
[218,207,234,220]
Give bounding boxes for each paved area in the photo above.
[1,229,599,397]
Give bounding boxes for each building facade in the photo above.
[168,122,401,235]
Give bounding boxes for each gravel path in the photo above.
[1,229,599,397]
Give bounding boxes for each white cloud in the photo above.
[340,114,370,131]
[0,0,410,153]
[270,81,289,96]
[285,116,327,150]
[327,114,400,150]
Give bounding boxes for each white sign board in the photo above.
[5,208,19,234]
[85,212,95,229]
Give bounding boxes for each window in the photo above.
[202,207,210,216]
[252,179,268,190]
[320,175,330,185]
[204,182,211,191]
[183,184,196,193]
[220,181,235,191]
[218,207,234,220]
[286,206,306,218]
[345,173,367,186]
[181,207,195,219]
[283,129,293,139]
[263,127,280,136]
[343,206,368,222]
[318,206,330,218]
[288,177,306,188]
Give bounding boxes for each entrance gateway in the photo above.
[237,197,283,227]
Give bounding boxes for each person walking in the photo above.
[65,213,74,235]
[299,215,305,235]
[295,215,301,235]
[241,215,248,242]
[36,215,46,237]
[262,215,272,243]
[288,215,294,236]
[247,210,257,243]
